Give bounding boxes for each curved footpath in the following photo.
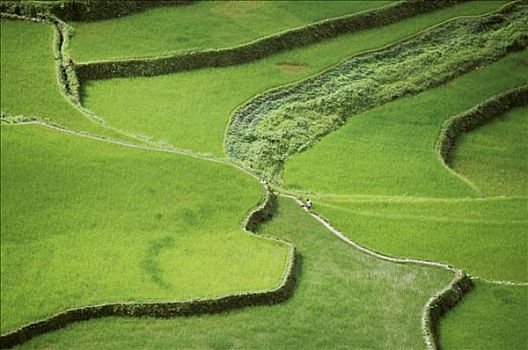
[280,193,472,350]
[1,5,527,350]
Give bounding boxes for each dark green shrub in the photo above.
[74,0,466,81]
[0,0,194,22]
[438,85,528,166]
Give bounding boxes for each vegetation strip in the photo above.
[280,194,472,350]
[73,0,465,83]
[436,84,528,167]
[226,1,527,179]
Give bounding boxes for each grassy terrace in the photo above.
[81,1,508,156]
[453,107,528,196]
[314,197,527,282]
[438,95,528,350]
[0,125,288,333]
[0,19,117,138]
[16,197,452,350]
[282,51,528,282]
[70,0,393,62]
[440,281,528,349]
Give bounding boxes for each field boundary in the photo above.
[472,277,528,287]
[280,194,473,350]
[1,11,184,147]
[435,84,528,197]
[436,84,528,169]
[73,0,466,82]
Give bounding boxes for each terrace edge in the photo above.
[0,0,195,22]
[72,0,467,82]
[436,84,528,168]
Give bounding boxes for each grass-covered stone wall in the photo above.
[437,84,528,167]
[73,0,466,81]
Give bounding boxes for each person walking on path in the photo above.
[305,199,313,210]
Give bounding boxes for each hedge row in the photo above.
[0,0,193,22]
[423,271,474,350]
[74,0,466,82]
[0,188,298,349]
[1,11,83,106]
[244,187,278,232]
[437,84,528,167]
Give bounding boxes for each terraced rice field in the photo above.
[1,1,526,349]
[1,124,288,334]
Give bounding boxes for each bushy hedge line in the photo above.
[423,271,474,350]
[245,188,278,232]
[0,0,193,22]
[224,1,528,180]
[437,84,528,167]
[0,251,297,348]
[74,0,466,82]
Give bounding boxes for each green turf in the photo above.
[283,50,528,198]
[0,125,289,333]
[313,197,527,282]
[0,19,116,137]
[15,197,452,349]
[452,107,528,197]
[82,1,508,156]
[70,0,394,62]
[439,281,528,349]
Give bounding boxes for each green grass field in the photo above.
[14,197,452,349]
[283,51,527,198]
[314,197,527,282]
[70,0,394,62]
[82,1,508,156]
[1,0,526,348]
[281,51,528,283]
[436,98,528,349]
[440,281,528,349]
[452,107,528,197]
[0,125,288,333]
[0,19,118,138]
